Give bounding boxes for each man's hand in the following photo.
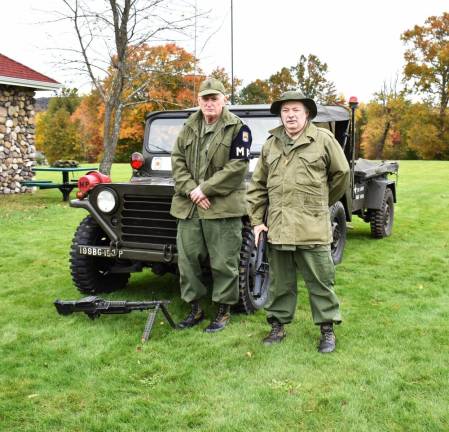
[253,224,268,247]
[190,186,211,209]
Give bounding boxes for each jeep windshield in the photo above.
[145,116,281,154]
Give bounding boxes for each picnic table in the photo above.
[23,166,98,201]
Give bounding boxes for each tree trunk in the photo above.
[376,120,390,160]
[99,99,123,176]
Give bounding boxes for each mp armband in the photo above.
[229,125,252,160]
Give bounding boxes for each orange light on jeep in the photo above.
[131,152,144,170]
[77,171,112,193]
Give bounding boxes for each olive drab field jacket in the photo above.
[247,122,350,245]
[170,107,249,219]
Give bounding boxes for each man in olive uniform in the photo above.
[247,91,349,352]
[170,78,252,333]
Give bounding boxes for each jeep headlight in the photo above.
[97,189,117,213]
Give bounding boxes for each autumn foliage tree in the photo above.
[239,54,337,104]
[113,43,202,161]
[61,0,198,175]
[361,82,413,160]
[401,12,449,158]
[71,92,104,162]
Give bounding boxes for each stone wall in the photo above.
[0,85,36,194]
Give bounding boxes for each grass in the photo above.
[0,161,448,431]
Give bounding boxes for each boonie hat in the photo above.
[198,78,226,97]
[270,90,318,119]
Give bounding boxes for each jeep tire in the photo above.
[70,216,130,294]
[370,188,394,238]
[330,201,347,265]
[238,221,269,314]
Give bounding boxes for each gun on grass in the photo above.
[253,212,269,298]
[54,296,176,342]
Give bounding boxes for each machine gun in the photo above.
[54,296,176,342]
[253,213,269,298]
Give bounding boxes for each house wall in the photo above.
[0,85,36,194]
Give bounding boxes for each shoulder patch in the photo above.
[230,125,252,160]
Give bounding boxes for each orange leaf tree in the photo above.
[402,12,449,158]
[61,0,198,174]
[361,83,413,160]
[114,43,202,161]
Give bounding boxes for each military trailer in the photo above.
[69,101,398,313]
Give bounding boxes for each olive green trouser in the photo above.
[265,244,342,325]
[177,217,242,305]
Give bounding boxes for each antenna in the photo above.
[193,0,198,105]
[230,0,235,104]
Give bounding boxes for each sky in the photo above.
[0,0,447,102]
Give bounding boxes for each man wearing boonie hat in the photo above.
[171,78,252,333]
[246,91,349,352]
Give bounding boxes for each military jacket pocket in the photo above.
[266,153,282,188]
[184,138,194,167]
[210,140,231,170]
[296,151,327,204]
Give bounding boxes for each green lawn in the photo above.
[0,161,448,432]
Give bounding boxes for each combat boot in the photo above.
[262,319,285,345]
[177,301,204,329]
[204,303,231,333]
[318,323,336,353]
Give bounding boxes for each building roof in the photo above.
[0,53,62,91]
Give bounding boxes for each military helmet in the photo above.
[270,90,317,119]
[198,78,226,97]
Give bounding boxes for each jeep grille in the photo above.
[121,195,177,246]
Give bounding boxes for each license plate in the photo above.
[78,246,123,258]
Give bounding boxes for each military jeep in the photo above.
[69,101,398,313]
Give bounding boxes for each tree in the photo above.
[35,89,81,163]
[404,103,446,159]
[268,67,296,100]
[66,43,206,164]
[71,92,104,162]
[291,54,337,103]
[48,87,80,114]
[238,79,271,104]
[115,43,201,161]
[402,12,449,158]
[361,82,411,160]
[238,54,338,105]
[209,67,241,102]
[60,0,198,175]
[36,109,80,163]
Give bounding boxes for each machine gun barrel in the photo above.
[54,296,169,318]
[54,296,176,341]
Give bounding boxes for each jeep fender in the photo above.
[365,179,396,210]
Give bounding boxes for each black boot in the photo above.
[262,319,285,345]
[204,304,231,333]
[177,301,204,330]
[318,323,336,353]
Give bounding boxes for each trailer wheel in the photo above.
[370,188,394,238]
[330,201,347,265]
[238,222,269,314]
[70,216,130,294]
